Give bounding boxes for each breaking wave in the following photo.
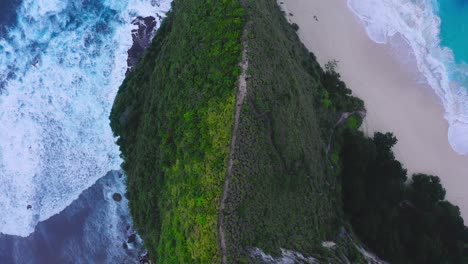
[0,0,171,236]
[347,0,468,155]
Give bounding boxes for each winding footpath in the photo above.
[218,28,249,264]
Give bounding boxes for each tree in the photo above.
[410,174,446,209]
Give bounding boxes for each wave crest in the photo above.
[347,0,468,154]
[0,0,171,236]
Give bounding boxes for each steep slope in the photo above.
[222,0,365,262]
[111,0,364,262]
[110,0,468,263]
[110,1,245,262]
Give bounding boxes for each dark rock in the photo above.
[112,193,122,202]
[126,16,158,74]
[27,205,32,210]
[127,233,136,244]
[139,251,151,264]
[122,242,128,249]
[291,23,299,31]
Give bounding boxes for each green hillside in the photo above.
[110,1,244,262]
[110,0,468,263]
[222,0,364,262]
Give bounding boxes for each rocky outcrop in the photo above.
[112,193,122,202]
[126,16,158,73]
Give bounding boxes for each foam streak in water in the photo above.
[0,0,171,236]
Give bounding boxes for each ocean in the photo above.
[348,0,468,155]
[0,0,21,34]
[0,0,170,262]
[439,0,468,64]
[0,172,147,263]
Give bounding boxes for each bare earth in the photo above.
[280,0,468,220]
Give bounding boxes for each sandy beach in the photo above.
[280,0,468,220]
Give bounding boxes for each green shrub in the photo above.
[110,1,245,262]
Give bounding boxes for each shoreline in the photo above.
[280,0,468,220]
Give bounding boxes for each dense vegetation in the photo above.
[340,129,468,263]
[110,1,244,262]
[111,0,468,263]
[223,1,364,263]
[319,62,468,263]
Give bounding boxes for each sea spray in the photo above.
[0,0,171,236]
[347,0,468,154]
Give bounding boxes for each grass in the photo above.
[110,1,245,262]
[222,0,363,262]
[111,0,370,262]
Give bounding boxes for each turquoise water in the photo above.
[438,0,468,63]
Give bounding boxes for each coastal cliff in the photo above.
[110,0,468,263]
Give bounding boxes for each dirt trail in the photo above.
[218,29,249,264]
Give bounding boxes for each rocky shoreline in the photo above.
[126,16,160,74]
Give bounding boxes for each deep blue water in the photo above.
[0,0,20,25]
[0,0,21,34]
[0,172,144,264]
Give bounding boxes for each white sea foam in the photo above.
[0,0,171,236]
[347,0,468,154]
[250,248,317,264]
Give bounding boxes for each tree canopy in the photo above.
[340,129,468,263]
